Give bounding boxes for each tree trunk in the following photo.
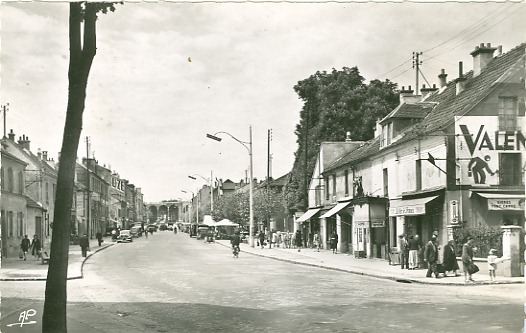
[42,3,97,332]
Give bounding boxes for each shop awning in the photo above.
[389,196,438,216]
[319,202,351,218]
[296,208,321,222]
[473,192,525,211]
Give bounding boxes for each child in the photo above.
[487,249,510,282]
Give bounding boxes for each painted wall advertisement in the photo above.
[455,116,526,186]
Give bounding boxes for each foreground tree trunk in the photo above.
[42,3,98,332]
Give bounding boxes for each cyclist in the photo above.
[231,230,241,257]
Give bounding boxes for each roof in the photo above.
[380,102,434,123]
[325,42,526,173]
[26,196,45,210]
[421,42,526,133]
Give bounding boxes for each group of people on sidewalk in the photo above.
[19,235,41,260]
[399,233,509,283]
[257,228,326,252]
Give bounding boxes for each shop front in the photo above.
[470,191,525,227]
[319,200,352,253]
[352,197,388,259]
[389,194,444,248]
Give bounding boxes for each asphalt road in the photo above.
[0,231,523,333]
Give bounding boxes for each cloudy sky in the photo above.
[1,1,525,202]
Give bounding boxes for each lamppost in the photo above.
[181,190,196,223]
[188,172,214,214]
[206,126,254,247]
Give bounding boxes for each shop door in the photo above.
[356,226,367,252]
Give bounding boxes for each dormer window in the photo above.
[381,122,393,147]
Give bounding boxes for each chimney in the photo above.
[438,69,448,88]
[8,129,15,141]
[399,85,421,104]
[42,151,48,161]
[420,84,438,99]
[470,43,497,77]
[496,45,503,57]
[456,62,467,95]
[345,131,352,142]
[37,148,42,160]
[18,135,30,150]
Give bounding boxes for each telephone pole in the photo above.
[413,51,423,95]
[2,103,8,138]
[86,136,91,239]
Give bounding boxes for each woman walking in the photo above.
[442,240,460,277]
[330,231,338,254]
[30,235,42,260]
[462,237,476,283]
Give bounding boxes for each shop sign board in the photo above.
[488,198,524,211]
[389,205,426,216]
[371,219,385,228]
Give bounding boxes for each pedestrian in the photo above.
[20,235,31,261]
[295,229,302,252]
[96,231,103,246]
[407,235,420,270]
[487,249,510,282]
[398,234,408,269]
[271,230,277,247]
[314,231,321,252]
[111,229,117,242]
[259,230,265,249]
[424,235,441,278]
[442,240,460,277]
[330,230,338,254]
[308,231,314,248]
[462,237,476,283]
[30,235,42,260]
[79,233,90,257]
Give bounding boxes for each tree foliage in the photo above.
[253,188,285,226]
[212,192,249,226]
[283,67,399,213]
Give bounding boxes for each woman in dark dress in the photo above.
[330,231,338,254]
[30,235,42,260]
[442,240,460,277]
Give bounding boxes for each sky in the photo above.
[1,1,525,202]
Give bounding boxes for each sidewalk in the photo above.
[217,240,524,286]
[0,237,114,281]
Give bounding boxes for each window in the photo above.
[381,125,387,147]
[18,171,24,194]
[325,177,329,200]
[1,167,4,189]
[498,97,518,131]
[387,122,393,145]
[499,153,521,186]
[344,170,349,196]
[383,168,389,197]
[17,212,24,237]
[46,182,49,203]
[7,167,13,192]
[332,174,336,199]
[8,211,14,238]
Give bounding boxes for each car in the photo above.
[159,223,168,231]
[130,226,142,238]
[116,230,133,243]
[147,224,158,233]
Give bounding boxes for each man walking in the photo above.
[79,234,90,257]
[424,235,440,278]
[96,231,103,246]
[398,235,408,269]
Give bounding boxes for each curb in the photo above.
[0,243,115,282]
[216,242,523,286]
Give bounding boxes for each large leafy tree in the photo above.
[283,67,399,213]
[43,3,119,332]
[253,188,285,226]
[212,192,249,226]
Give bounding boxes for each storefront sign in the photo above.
[389,205,426,216]
[111,176,126,192]
[371,219,385,228]
[488,198,524,211]
[354,221,369,228]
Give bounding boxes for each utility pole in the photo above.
[2,103,8,138]
[86,136,91,240]
[267,129,271,248]
[413,51,423,95]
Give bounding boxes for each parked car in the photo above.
[147,224,158,233]
[116,230,133,243]
[159,223,168,231]
[130,226,142,238]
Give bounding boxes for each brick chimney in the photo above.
[18,135,30,150]
[420,84,438,99]
[8,129,15,141]
[42,151,48,161]
[438,69,448,88]
[470,43,497,77]
[455,62,467,95]
[399,86,421,104]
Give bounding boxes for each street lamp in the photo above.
[206,126,254,247]
[188,172,214,213]
[181,190,196,223]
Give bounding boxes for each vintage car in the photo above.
[130,226,142,238]
[116,230,133,243]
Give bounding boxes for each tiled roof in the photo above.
[325,137,381,172]
[421,42,526,133]
[324,42,525,173]
[380,103,434,122]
